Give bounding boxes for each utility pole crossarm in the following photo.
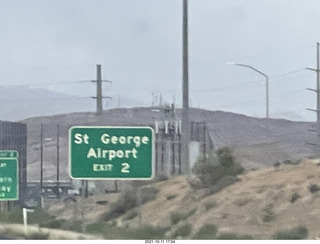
[306,88,320,93]
[92,64,113,115]
[306,67,318,72]
[307,108,320,113]
[91,96,112,99]
[91,79,112,83]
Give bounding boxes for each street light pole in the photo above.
[228,63,269,118]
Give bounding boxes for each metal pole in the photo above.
[203,122,206,155]
[96,64,103,114]
[114,180,118,193]
[266,76,269,118]
[171,132,175,175]
[317,42,320,123]
[178,132,182,174]
[85,180,88,198]
[231,63,269,118]
[40,124,43,204]
[161,135,164,173]
[155,133,158,175]
[56,124,60,199]
[181,0,190,174]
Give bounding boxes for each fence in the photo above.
[26,121,214,198]
[154,120,214,176]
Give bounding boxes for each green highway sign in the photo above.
[0,150,19,201]
[69,126,154,180]
[0,151,18,159]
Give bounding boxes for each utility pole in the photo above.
[40,124,43,206]
[306,42,320,145]
[56,124,60,199]
[91,64,112,115]
[181,0,190,174]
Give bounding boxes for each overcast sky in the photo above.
[1,0,320,121]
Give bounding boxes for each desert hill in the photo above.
[21,107,318,180]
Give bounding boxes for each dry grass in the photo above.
[41,159,320,239]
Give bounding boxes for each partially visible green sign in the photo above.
[69,126,154,180]
[0,151,18,159]
[0,151,19,201]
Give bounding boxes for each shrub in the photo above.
[273,161,281,167]
[170,212,184,225]
[192,156,216,186]
[87,222,167,239]
[166,194,177,200]
[40,219,66,229]
[172,223,192,239]
[86,221,109,234]
[193,224,217,239]
[217,147,235,168]
[127,226,168,239]
[96,200,108,206]
[262,204,275,222]
[290,193,301,203]
[204,201,216,211]
[25,230,50,240]
[140,186,159,204]
[170,209,196,225]
[0,208,22,223]
[309,184,320,193]
[123,209,138,221]
[217,232,254,240]
[272,226,308,240]
[283,159,300,165]
[61,220,83,232]
[101,189,137,221]
[192,147,244,189]
[28,208,55,225]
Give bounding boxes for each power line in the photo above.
[216,88,305,109]
[269,68,308,80]
[1,80,92,87]
[0,96,91,102]
[150,68,311,94]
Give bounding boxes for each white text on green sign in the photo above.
[69,127,154,180]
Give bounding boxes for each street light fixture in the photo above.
[227,62,269,118]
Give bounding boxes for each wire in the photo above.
[216,89,305,109]
[2,80,92,87]
[0,96,91,102]
[0,67,313,95]
[270,68,308,80]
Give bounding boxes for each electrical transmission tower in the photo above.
[91,64,112,114]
